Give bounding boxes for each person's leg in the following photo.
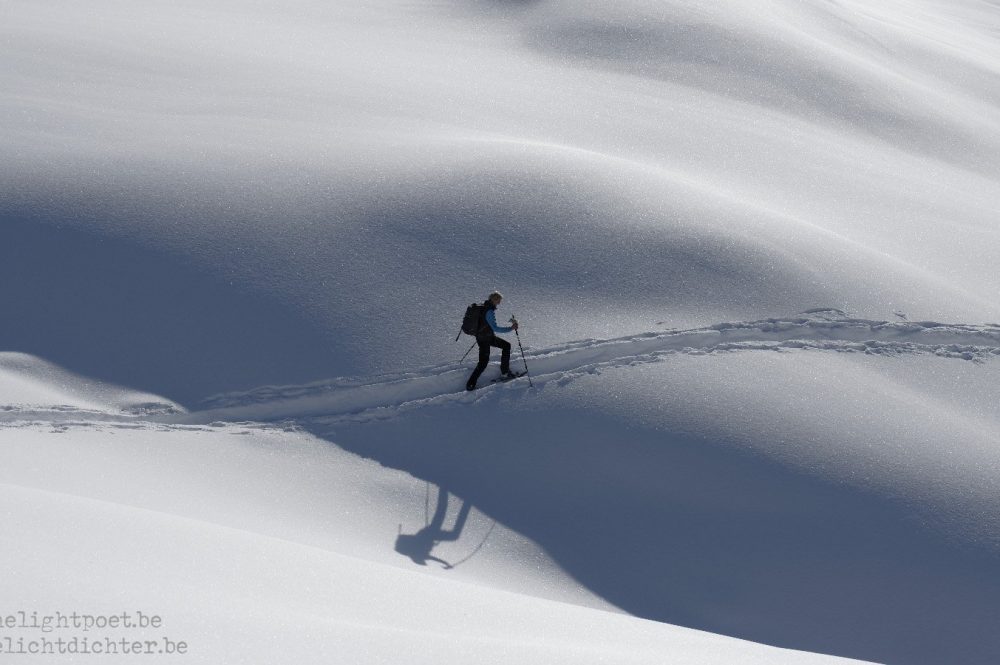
[493,337,512,374]
[441,499,472,541]
[467,339,491,389]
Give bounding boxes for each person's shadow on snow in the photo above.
[395,486,472,569]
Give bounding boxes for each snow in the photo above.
[3,0,1000,662]
[3,476,853,665]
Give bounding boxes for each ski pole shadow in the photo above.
[395,484,473,569]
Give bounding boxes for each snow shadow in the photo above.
[323,401,1000,665]
[0,213,336,407]
[395,485,473,569]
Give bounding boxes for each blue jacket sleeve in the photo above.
[486,309,513,334]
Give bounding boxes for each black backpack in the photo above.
[459,303,486,337]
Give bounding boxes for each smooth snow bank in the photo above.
[0,426,866,665]
[0,352,181,417]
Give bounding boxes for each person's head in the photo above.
[488,291,503,307]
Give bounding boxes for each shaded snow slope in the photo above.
[188,314,1000,664]
[4,0,1000,402]
[323,356,1000,665]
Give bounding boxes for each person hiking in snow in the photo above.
[466,291,519,391]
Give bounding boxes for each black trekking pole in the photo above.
[510,315,533,387]
[459,340,476,363]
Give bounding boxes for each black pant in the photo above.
[467,336,511,387]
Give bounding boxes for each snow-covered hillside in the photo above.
[3,0,1000,663]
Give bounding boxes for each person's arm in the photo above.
[486,309,513,334]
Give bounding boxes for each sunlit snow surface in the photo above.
[3,0,1000,663]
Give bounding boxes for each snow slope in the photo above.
[189,311,1000,423]
[3,0,1000,663]
[3,313,999,663]
[4,0,1000,401]
[1,464,863,665]
[1,354,875,664]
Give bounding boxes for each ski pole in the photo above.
[459,340,476,363]
[510,315,533,387]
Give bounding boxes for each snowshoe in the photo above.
[492,371,527,383]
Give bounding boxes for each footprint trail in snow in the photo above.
[187,310,1000,426]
